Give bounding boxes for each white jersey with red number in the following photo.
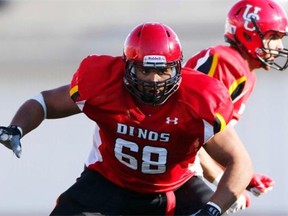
[69,54,233,193]
[185,45,256,124]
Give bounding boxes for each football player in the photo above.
[0,22,253,215]
[185,0,288,213]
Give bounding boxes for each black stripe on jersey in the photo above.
[197,55,214,75]
[71,92,80,102]
[230,82,245,101]
[214,118,221,134]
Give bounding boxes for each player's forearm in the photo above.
[10,99,45,137]
[204,125,254,212]
[209,157,253,212]
[9,85,81,137]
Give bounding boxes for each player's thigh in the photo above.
[51,169,124,215]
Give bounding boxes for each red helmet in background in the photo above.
[123,22,183,105]
[225,0,288,70]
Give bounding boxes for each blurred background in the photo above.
[0,0,288,215]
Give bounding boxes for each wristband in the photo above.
[8,125,23,137]
[32,93,47,119]
[207,201,222,214]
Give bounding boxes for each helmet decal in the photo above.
[243,4,261,31]
[143,55,167,67]
[225,22,236,35]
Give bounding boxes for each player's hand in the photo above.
[246,173,275,196]
[226,191,251,214]
[0,125,22,158]
[191,203,221,216]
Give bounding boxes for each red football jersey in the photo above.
[69,55,233,193]
[185,45,256,124]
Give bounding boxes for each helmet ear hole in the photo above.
[243,32,252,42]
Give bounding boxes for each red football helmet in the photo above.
[225,0,288,70]
[123,22,183,105]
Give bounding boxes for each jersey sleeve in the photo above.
[185,46,255,123]
[181,69,234,141]
[201,76,234,135]
[69,55,125,103]
[185,47,245,99]
[70,55,95,102]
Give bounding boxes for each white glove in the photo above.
[226,191,251,214]
[0,125,22,158]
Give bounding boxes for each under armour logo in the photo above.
[166,117,178,125]
[243,4,261,31]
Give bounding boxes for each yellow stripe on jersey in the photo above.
[228,76,246,96]
[70,85,78,97]
[70,85,80,101]
[207,54,219,77]
[215,113,227,133]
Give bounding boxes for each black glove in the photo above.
[192,203,221,216]
[0,125,22,158]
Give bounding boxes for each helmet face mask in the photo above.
[123,23,182,105]
[225,0,288,70]
[260,31,288,70]
[124,57,182,106]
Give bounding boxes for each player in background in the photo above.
[0,22,253,215]
[185,0,288,213]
